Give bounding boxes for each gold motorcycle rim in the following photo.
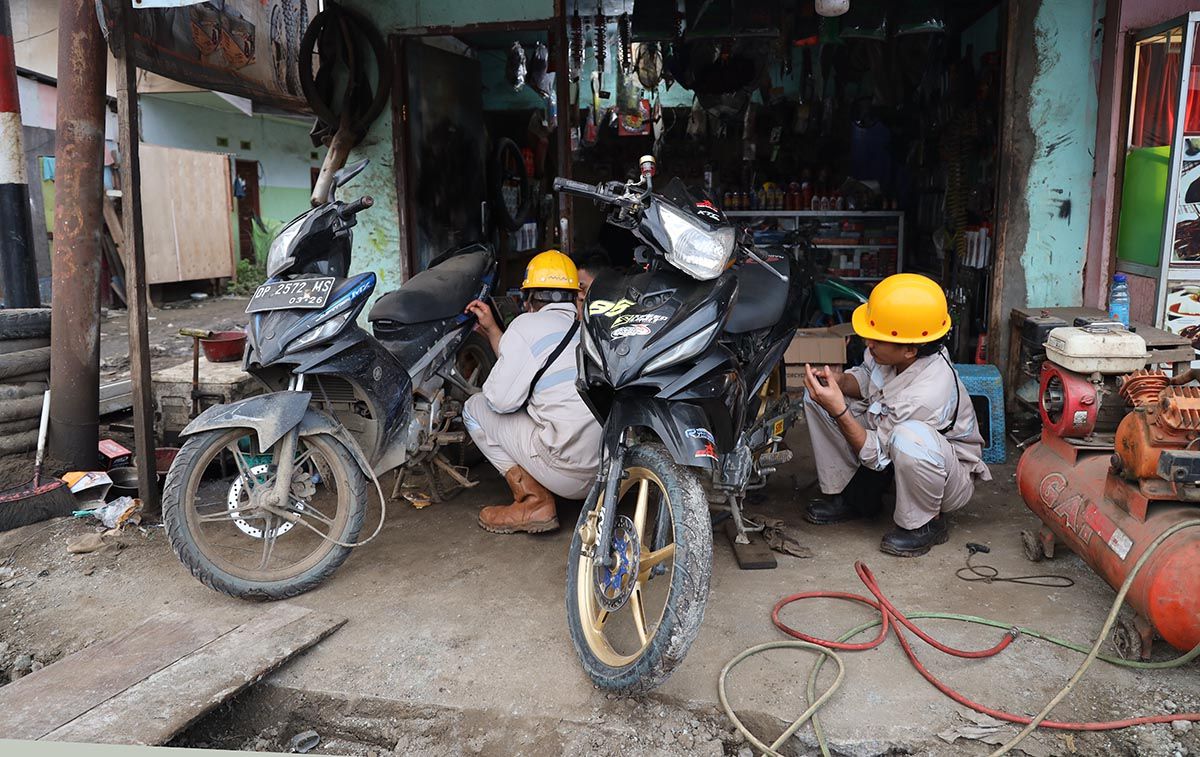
[575,466,678,669]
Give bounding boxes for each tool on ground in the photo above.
[722,533,1200,757]
[0,391,76,529]
[1017,322,1200,660]
[955,542,1075,588]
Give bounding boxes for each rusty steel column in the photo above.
[49,0,107,466]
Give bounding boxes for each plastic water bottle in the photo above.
[1108,273,1131,328]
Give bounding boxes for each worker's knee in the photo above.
[889,420,946,472]
[463,393,487,437]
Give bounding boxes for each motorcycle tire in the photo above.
[564,443,712,695]
[447,332,497,467]
[163,427,367,601]
[0,309,50,340]
[491,137,533,233]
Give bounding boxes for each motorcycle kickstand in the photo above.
[727,492,759,545]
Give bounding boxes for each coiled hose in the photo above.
[720,520,1200,757]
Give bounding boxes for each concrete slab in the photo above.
[1,429,1198,756]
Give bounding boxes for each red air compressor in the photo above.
[1017,323,1200,660]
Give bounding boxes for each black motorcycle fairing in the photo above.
[247,272,376,366]
[278,203,353,278]
[584,267,737,389]
[252,330,413,468]
[725,254,791,334]
[602,396,730,471]
[374,316,460,369]
[369,244,493,327]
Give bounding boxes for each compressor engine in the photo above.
[1017,323,1200,660]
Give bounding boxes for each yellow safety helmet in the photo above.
[851,273,951,343]
[522,249,580,291]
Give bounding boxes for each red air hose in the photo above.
[772,561,1200,732]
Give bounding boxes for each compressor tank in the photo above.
[1017,435,1200,652]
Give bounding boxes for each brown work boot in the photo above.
[478,466,559,534]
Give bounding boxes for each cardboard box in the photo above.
[784,324,854,392]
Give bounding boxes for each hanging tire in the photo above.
[0,309,51,340]
[564,443,712,694]
[163,426,368,600]
[491,137,533,232]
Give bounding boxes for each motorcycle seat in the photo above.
[725,256,791,334]
[368,246,490,325]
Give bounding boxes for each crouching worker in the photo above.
[463,250,602,534]
[801,273,991,557]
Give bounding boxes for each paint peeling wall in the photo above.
[991,0,1106,375]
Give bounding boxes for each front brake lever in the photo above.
[743,244,788,282]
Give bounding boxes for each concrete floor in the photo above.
[2,427,1199,755]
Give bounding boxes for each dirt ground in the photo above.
[2,417,1199,755]
[98,295,253,381]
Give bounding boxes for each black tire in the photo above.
[0,347,50,381]
[491,137,533,232]
[449,332,497,467]
[0,309,51,340]
[564,443,712,694]
[163,427,368,601]
[0,338,50,355]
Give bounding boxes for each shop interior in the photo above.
[398,0,1006,363]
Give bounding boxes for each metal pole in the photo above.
[114,0,158,512]
[49,0,106,467]
[0,0,39,307]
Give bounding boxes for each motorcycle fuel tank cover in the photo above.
[585,266,736,389]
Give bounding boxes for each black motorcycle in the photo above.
[555,158,809,693]
[162,160,497,600]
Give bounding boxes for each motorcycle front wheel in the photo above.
[564,443,712,694]
[163,427,367,600]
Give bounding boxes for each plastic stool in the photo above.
[954,363,1006,464]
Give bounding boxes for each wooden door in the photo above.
[235,160,261,263]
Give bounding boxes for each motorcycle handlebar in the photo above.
[553,178,626,205]
[341,195,374,217]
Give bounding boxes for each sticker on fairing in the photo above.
[589,298,636,317]
[694,200,722,222]
[612,313,667,327]
[686,427,716,444]
[694,442,718,460]
[611,324,651,338]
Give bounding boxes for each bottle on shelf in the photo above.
[1108,273,1130,328]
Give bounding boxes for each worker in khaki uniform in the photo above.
[802,274,991,556]
[463,251,602,534]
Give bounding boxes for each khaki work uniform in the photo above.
[464,303,602,499]
[804,348,992,529]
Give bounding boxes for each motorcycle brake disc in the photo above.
[592,515,641,613]
[226,463,305,539]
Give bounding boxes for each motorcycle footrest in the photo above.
[435,431,466,444]
[758,450,793,468]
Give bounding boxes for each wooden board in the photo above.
[138,144,235,285]
[0,605,344,745]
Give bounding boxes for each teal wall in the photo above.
[1019,0,1104,308]
[359,0,553,32]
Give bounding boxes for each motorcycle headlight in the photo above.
[266,219,305,278]
[659,204,735,281]
[581,322,603,367]
[643,321,720,374]
[287,310,353,353]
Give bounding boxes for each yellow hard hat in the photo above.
[851,273,951,343]
[521,249,580,290]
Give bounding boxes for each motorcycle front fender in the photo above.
[180,393,376,481]
[181,391,312,453]
[605,396,733,471]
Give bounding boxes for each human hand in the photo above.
[804,363,847,416]
[465,300,500,337]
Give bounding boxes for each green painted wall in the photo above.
[353,0,553,32]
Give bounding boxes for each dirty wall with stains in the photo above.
[336,0,554,315]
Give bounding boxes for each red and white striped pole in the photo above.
[0,0,39,307]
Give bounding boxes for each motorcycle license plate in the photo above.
[245,278,335,313]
